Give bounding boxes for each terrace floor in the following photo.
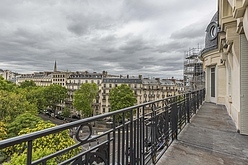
[157,102,248,165]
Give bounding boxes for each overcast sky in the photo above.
[0,0,217,79]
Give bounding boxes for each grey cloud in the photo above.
[155,41,185,53]
[119,38,152,54]
[67,22,89,36]
[170,22,206,40]
[0,0,217,79]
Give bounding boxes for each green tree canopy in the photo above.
[6,113,42,138]
[16,87,48,112]
[3,121,80,164]
[73,83,98,118]
[0,122,7,141]
[3,148,56,165]
[19,80,37,88]
[0,76,16,92]
[109,84,136,118]
[0,90,38,123]
[43,84,67,110]
[61,106,71,118]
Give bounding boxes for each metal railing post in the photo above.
[197,90,199,110]
[186,93,190,123]
[171,103,178,140]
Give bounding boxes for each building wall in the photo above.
[201,0,248,134]
[15,70,184,118]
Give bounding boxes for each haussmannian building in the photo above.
[14,62,185,116]
[0,69,19,83]
[66,71,104,115]
[101,75,143,114]
[200,0,248,135]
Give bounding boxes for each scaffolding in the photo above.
[184,48,205,91]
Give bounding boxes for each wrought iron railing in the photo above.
[0,89,205,165]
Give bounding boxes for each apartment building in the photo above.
[13,61,185,117]
[66,71,103,115]
[17,72,53,86]
[101,75,143,114]
[0,69,19,83]
[200,0,248,135]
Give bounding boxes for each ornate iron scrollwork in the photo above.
[71,143,109,165]
[75,124,92,143]
[86,143,109,164]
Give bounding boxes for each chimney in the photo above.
[155,78,160,82]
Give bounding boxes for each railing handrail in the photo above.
[0,89,201,149]
[0,88,205,165]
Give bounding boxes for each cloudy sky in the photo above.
[0,0,217,79]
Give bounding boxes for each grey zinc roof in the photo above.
[200,11,219,56]
[160,79,175,85]
[142,78,159,85]
[102,78,142,84]
[69,73,102,79]
[33,73,45,78]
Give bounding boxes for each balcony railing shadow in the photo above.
[0,89,205,165]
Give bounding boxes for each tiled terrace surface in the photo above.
[157,102,248,165]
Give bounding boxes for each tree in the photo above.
[109,84,136,119]
[6,113,42,138]
[0,90,38,123]
[61,106,71,118]
[3,121,80,164]
[17,87,48,112]
[43,84,67,111]
[73,83,98,118]
[0,76,16,92]
[3,148,56,165]
[19,80,36,88]
[0,122,7,140]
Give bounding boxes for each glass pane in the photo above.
[211,68,215,97]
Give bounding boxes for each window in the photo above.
[211,67,215,97]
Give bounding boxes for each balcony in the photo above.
[1,89,247,164]
[157,102,248,164]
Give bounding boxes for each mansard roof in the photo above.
[200,11,220,56]
[102,78,142,84]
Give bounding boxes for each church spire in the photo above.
[54,60,57,72]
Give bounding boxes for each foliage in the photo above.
[16,87,48,112]
[18,80,48,110]
[0,76,16,92]
[43,84,67,110]
[62,106,71,118]
[3,148,56,165]
[109,84,137,119]
[0,90,38,123]
[19,80,37,88]
[3,121,80,164]
[73,83,98,118]
[0,122,7,140]
[109,84,137,111]
[6,113,42,138]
